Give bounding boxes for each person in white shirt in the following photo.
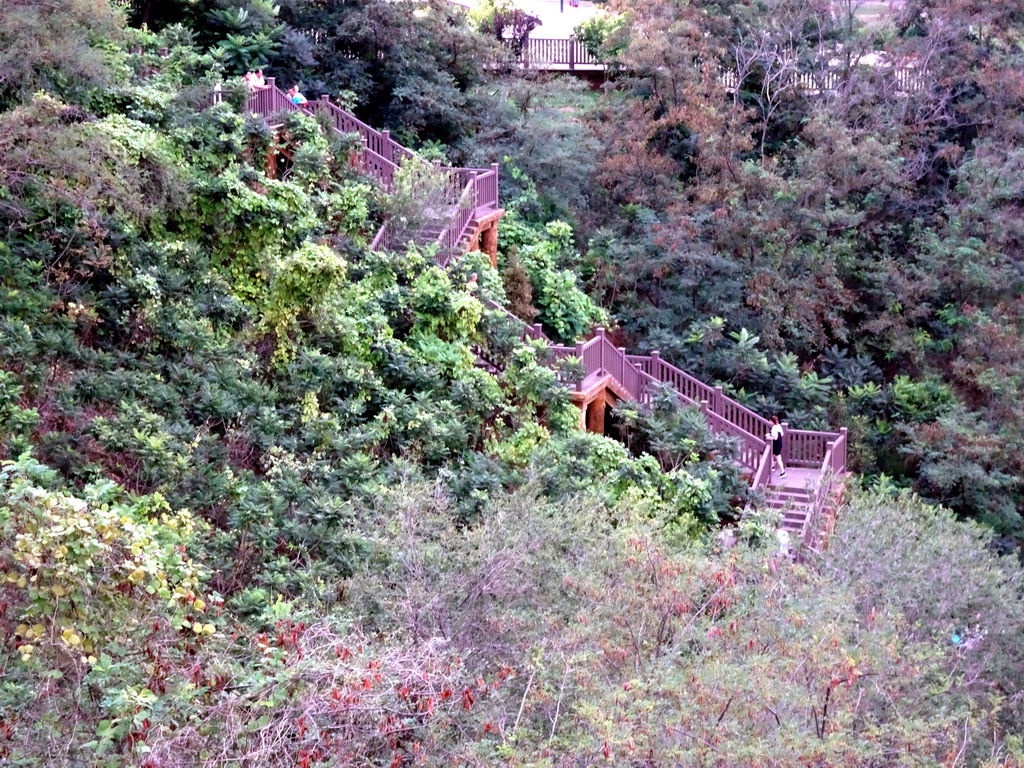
[766,415,786,477]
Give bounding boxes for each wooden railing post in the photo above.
[575,340,585,391]
[532,323,543,340]
[569,39,576,71]
[781,421,791,466]
[838,427,848,473]
[714,385,724,414]
[381,130,393,163]
[650,350,660,379]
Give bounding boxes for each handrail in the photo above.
[242,80,499,256]
[309,95,420,168]
[551,328,817,473]
[435,176,477,268]
[750,443,774,492]
[484,300,549,341]
[799,427,847,553]
[518,38,601,70]
[360,144,399,190]
[513,38,925,91]
[370,223,389,252]
[803,448,835,550]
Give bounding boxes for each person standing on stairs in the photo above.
[767,415,786,477]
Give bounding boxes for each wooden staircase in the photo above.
[762,474,816,535]
[239,84,847,554]
[492,321,849,553]
[243,79,502,265]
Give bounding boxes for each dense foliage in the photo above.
[3,0,1024,765]
[577,0,1024,543]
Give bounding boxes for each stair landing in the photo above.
[765,466,819,493]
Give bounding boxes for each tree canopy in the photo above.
[3,0,1024,764]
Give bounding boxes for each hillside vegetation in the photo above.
[1,0,1024,766]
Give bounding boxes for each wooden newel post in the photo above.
[781,421,791,466]
[714,385,724,414]
[575,340,585,392]
[650,350,660,378]
[532,323,543,340]
[591,327,603,372]
[839,426,849,472]
[381,130,392,162]
[826,441,836,476]
[569,39,576,71]
[700,399,709,417]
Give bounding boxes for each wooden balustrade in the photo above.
[490,313,847,491]
[519,38,600,70]
[750,444,774,491]
[242,82,846,496]
[360,144,399,190]
[247,78,296,120]
[785,430,833,467]
[244,83,499,257]
[435,177,477,267]
[515,38,924,92]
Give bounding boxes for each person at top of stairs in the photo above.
[766,415,786,477]
[287,85,308,106]
[243,69,269,92]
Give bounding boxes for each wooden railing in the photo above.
[512,38,925,92]
[750,443,774,493]
[800,428,848,554]
[435,177,477,268]
[243,79,500,262]
[721,67,925,93]
[308,95,419,168]
[247,81,296,119]
[544,329,845,481]
[518,38,601,70]
[484,313,846,514]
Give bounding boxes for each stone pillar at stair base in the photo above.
[481,221,499,267]
[570,374,629,436]
[585,398,605,434]
[464,209,505,268]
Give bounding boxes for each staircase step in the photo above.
[767,489,813,501]
[766,499,812,510]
